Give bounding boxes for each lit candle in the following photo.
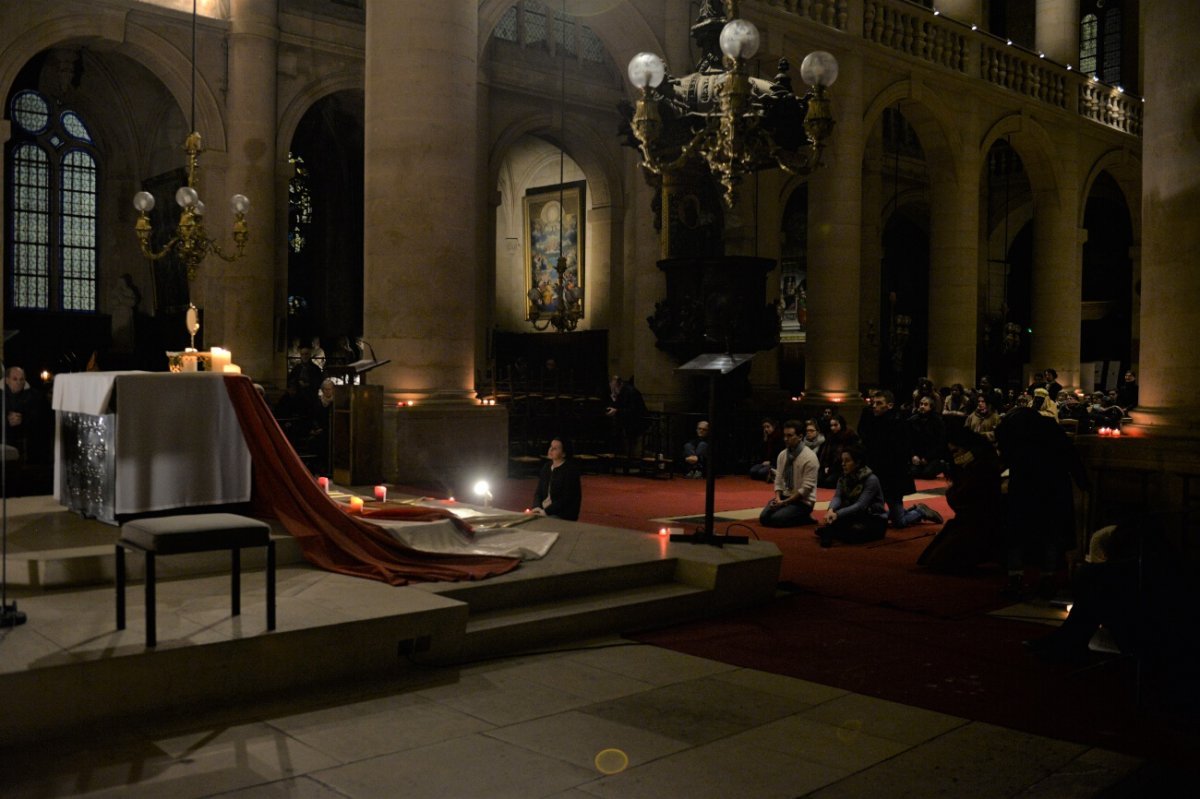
[349,496,364,513]
[317,476,330,493]
[223,364,242,374]
[374,485,387,502]
[210,347,232,372]
[182,347,199,372]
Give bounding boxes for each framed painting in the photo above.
[524,181,585,321]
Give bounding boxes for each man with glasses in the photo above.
[759,420,819,527]
[682,420,710,479]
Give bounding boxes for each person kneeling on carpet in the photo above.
[530,437,581,521]
[759,420,819,527]
[819,444,889,547]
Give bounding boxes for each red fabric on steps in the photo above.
[222,375,520,585]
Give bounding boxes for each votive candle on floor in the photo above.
[374,485,387,502]
[349,496,364,513]
[318,476,330,492]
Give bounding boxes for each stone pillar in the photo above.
[588,202,616,331]
[363,0,477,401]
[938,0,983,27]
[1029,182,1084,390]
[805,53,864,405]
[926,146,980,389]
[1130,4,1200,436]
[220,0,279,380]
[1035,0,1080,64]
[859,139,883,387]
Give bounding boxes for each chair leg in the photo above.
[231,547,241,617]
[145,552,156,648]
[266,540,276,631]
[115,544,126,630]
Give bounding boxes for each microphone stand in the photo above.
[2,354,28,627]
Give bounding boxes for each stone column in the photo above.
[363,0,478,402]
[1030,182,1084,390]
[804,52,864,406]
[1035,0,1080,64]
[1130,4,1200,435]
[938,0,983,27]
[221,0,279,380]
[926,146,980,389]
[587,203,616,331]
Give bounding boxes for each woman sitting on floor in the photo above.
[819,444,888,547]
[530,437,581,521]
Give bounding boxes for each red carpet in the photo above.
[395,470,1199,764]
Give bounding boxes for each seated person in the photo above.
[759,420,819,528]
[4,366,50,464]
[749,417,785,482]
[908,395,947,479]
[682,419,710,479]
[819,444,889,547]
[917,427,1004,571]
[530,437,581,521]
[965,395,1002,442]
[800,418,824,453]
[816,414,858,488]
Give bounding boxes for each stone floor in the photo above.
[0,635,1145,798]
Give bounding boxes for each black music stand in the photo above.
[326,357,391,385]
[670,352,755,547]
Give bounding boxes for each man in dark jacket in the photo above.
[858,390,940,528]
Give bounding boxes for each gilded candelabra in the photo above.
[626,0,838,207]
[133,131,249,280]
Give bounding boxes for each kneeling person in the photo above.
[759,420,819,527]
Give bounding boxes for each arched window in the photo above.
[4,89,98,311]
[1080,1,1123,85]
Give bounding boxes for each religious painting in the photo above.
[779,259,807,343]
[524,181,585,321]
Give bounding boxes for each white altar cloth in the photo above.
[53,372,252,517]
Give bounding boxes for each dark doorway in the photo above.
[286,90,364,350]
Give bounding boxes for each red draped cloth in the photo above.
[222,375,520,585]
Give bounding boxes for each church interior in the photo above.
[2,0,1199,795]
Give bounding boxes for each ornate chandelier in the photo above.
[625,0,838,207]
[131,0,249,280]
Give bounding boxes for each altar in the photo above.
[52,372,252,524]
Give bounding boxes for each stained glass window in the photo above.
[5,90,97,312]
[1079,14,1098,76]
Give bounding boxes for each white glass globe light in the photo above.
[175,186,199,208]
[473,480,491,497]
[133,191,156,213]
[800,50,839,88]
[719,19,761,60]
[230,194,250,214]
[627,52,666,89]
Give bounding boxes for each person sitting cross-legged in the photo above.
[819,444,890,547]
[759,420,819,527]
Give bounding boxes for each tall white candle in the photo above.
[210,347,232,372]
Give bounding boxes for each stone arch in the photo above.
[0,13,227,153]
[979,113,1060,202]
[489,112,618,210]
[477,0,663,96]
[276,68,365,158]
[1082,147,1141,240]
[863,79,962,184]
